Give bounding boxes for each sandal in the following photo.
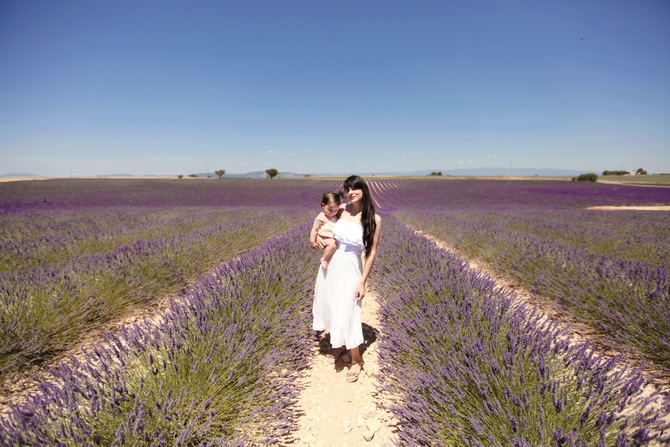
[346,360,364,383]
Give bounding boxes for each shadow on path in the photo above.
[314,323,378,372]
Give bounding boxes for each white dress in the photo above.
[312,219,365,350]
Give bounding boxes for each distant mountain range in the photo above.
[2,168,597,179]
[1,172,45,177]
[309,168,595,177]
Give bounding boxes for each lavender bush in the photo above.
[0,178,341,212]
[372,216,670,446]
[0,207,266,272]
[0,178,341,384]
[364,178,670,211]
[0,224,317,445]
[0,209,313,383]
[394,208,670,371]
[395,208,670,268]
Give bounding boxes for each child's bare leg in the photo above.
[320,239,337,270]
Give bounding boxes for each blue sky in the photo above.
[1,0,669,177]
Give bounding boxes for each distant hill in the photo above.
[306,168,595,177]
[97,174,135,177]
[1,172,42,177]
[118,168,596,178]
[424,167,594,177]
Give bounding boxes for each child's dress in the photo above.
[312,219,365,350]
[315,214,336,239]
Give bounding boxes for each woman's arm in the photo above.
[355,214,382,300]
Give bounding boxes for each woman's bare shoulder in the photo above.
[375,214,382,224]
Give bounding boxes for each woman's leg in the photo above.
[346,346,363,382]
[327,345,346,364]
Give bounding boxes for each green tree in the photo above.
[636,168,647,175]
[177,174,183,179]
[214,169,226,178]
[265,168,279,179]
[575,173,598,182]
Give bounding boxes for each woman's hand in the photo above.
[313,234,327,249]
[355,282,366,301]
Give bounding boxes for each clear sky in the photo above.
[1,0,669,177]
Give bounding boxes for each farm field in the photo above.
[1,177,670,445]
[598,174,670,185]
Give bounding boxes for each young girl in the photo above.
[309,192,341,270]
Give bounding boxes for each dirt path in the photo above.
[587,205,670,210]
[289,291,398,446]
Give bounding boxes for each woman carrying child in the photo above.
[311,175,382,383]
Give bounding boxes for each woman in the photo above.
[312,175,382,383]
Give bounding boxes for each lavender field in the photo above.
[384,180,670,373]
[1,178,669,445]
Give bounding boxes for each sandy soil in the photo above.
[287,291,398,446]
[587,205,670,210]
[0,177,51,183]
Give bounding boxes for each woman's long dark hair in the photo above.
[342,175,376,258]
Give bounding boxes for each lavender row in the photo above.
[459,208,670,268]
[0,207,266,273]
[0,223,318,445]
[396,208,670,269]
[4,178,668,213]
[0,178,342,212]
[367,178,670,210]
[0,209,312,383]
[395,209,670,371]
[372,216,670,446]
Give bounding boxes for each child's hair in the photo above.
[321,192,341,205]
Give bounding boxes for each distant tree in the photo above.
[265,168,279,179]
[636,168,647,175]
[430,171,443,176]
[602,170,629,176]
[177,174,183,179]
[189,174,198,178]
[214,169,226,178]
[575,173,598,182]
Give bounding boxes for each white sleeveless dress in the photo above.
[312,219,365,350]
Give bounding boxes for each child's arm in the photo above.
[309,213,327,249]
